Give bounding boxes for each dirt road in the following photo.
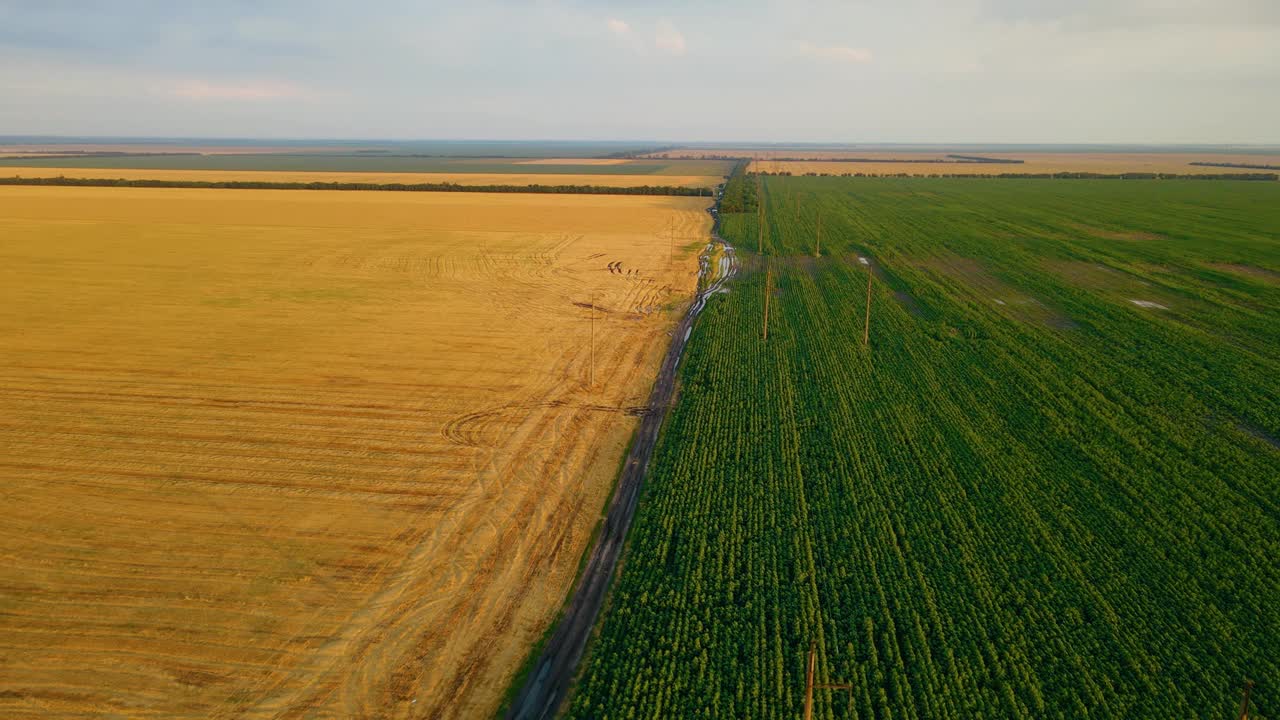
[504,206,736,720]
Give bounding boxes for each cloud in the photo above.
[978,0,1280,31]
[654,20,686,55]
[606,18,630,35]
[799,43,873,63]
[170,80,307,101]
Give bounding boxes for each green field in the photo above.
[567,176,1280,718]
[0,153,732,176]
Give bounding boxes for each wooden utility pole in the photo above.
[763,267,772,343]
[863,262,873,347]
[802,640,852,720]
[588,291,595,392]
[668,216,675,267]
[756,177,766,255]
[815,213,822,258]
[1239,678,1255,720]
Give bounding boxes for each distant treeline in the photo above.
[717,161,758,213]
[650,154,747,160]
[750,171,1279,181]
[945,154,1024,164]
[1190,161,1280,171]
[0,150,685,161]
[0,151,201,160]
[602,146,681,159]
[0,175,713,196]
[651,154,1026,164]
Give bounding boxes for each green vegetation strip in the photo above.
[568,177,1280,718]
[0,175,712,196]
[753,170,1279,180]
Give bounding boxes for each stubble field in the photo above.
[0,186,710,718]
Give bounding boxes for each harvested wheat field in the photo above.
[0,186,711,719]
[0,165,722,189]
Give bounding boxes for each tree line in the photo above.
[1190,161,1280,171]
[652,154,1026,164]
[0,175,713,196]
[716,161,759,213]
[945,154,1025,164]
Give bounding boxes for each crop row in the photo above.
[567,177,1280,718]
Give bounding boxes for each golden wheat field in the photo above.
[0,186,711,719]
[0,165,722,189]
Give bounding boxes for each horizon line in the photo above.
[2,135,1279,149]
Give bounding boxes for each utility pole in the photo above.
[1239,678,1255,720]
[589,291,595,392]
[756,177,766,255]
[815,213,822,258]
[668,216,675,267]
[802,640,852,720]
[863,262,873,347]
[763,267,772,343]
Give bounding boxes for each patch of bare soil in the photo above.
[921,253,1075,329]
[1210,263,1280,285]
[1068,222,1163,242]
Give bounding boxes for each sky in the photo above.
[1,0,1277,144]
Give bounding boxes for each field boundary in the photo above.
[749,170,1278,181]
[0,175,713,196]
[502,199,736,720]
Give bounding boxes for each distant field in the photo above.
[0,153,733,177]
[571,175,1280,718]
[0,165,722,189]
[516,158,632,166]
[748,154,1280,176]
[0,138,668,158]
[0,186,711,718]
[0,144,344,156]
[640,147,1280,175]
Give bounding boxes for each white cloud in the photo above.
[607,18,630,35]
[800,43,873,63]
[170,80,307,101]
[2,2,1276,142]
[655,20,686,55]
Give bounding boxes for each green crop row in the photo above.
[566,177,1280,719]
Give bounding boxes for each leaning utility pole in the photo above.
[763,267,772,343]
[815,213,822,258]
[802,640,852,720]
[863,262,873,347]
[1239,678,1255,720]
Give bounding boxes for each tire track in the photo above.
[504,198,736,720]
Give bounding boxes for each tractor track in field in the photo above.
[504,199,736,720]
